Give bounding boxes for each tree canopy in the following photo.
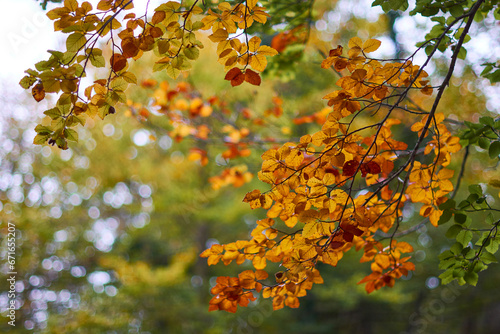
[3,0,500,332]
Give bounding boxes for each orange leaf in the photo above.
[32,83,45,102]
[152,10,166,25]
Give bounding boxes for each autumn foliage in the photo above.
[21,0,500,316]
[201,37,462,311]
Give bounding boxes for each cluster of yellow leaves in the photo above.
[408,113,461,226]
[202,37,462,312]
[202,1,278,86]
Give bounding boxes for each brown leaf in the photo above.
[360,161,381,177]
[224,67,242,80]
[111,54,127,72]
[343,160,359,176]
[329,45,343,57]
[245,69,261,86]
[151,11,166,25]
[121,38,139,58]
[150,26,163,38]
[224,68,245,87]
[32,83,45,102]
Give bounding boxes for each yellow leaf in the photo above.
[348,37,363,49]
[248,36,261,52]
[298,210,319,224]
[246,0,259,9]
[267,203,283,218]
[429,209,442,227]
[64,0,78,11]
[250,54,268,72]
[97,0,113,10]
[253,256,267,270]
[302,223,318,238]
[209,29,229,43]
[362,39,381,53]
[257,45,278,56]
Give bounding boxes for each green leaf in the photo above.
[463,247,475,259]
[153,62,169,72]
[439,268,455,285]
[66,32,87,52]
[438,250,454,261]
[121,72,137,84]
[165,63,181,79]
[51,117,66,132]
[479,116,494,126]
[454,213,467,224]
[184,47,200,60]
[480,251,497,264]
[438,209,453,225]
[64,128,79,142]
[468,184,482,196]
[20,75,37,89]
[33,133,50,145]
[72,115,86,126]
[90,53,106,68]
[439,258,456,270]
[486,239,499,254]
[463,271,478,286]
[98,104,112,120]
[34,124,53,135]
[456,229,473,246]
[44,108,62,120]
[489,141,500,159]
[457,46,467,60]
[450,242,463,255]
[109,78,128,92]
[446,224,463,239]
[450,4,465,18]
[439,199,455,210]
[478,137,490,149]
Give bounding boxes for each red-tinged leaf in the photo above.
[329,45,343,57]
[111,54,127,72]
[225,67,242,81]
[231,74,245,87]
[224,68,245,87]
[362,161,381,176]
[32,83,45,102]
[365,281,376,294]
[330,240,344,249]
[343,160,359,176]
[342,231,354,242]
[245,69,261,86]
